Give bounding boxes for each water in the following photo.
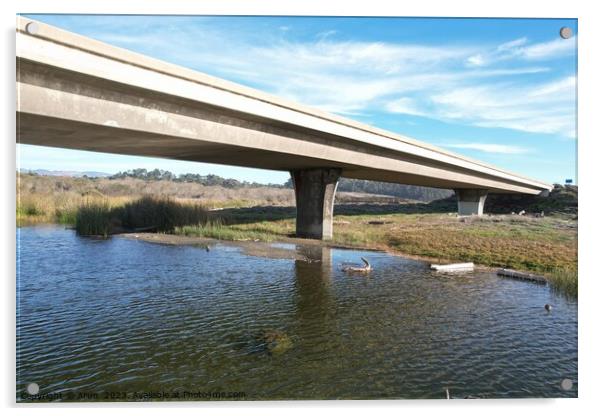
[16,226,577,400]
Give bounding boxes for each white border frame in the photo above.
[3,1,599,415]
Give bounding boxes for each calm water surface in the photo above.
[17,226,577,400]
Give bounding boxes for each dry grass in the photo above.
[17,191,132,226]
[16,173,294,224]
[16,173,413,223]
[332,213,577,274]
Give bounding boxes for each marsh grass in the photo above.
[75,202,112,237]
[121,196,208,232]
[176,217,291,242]
[75,196,209,236]
[547,268,578,298]
[16,190,134,226]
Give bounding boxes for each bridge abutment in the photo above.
[455,189,488,216]
[290,168,341,240]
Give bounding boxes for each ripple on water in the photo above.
[16,226,577,400]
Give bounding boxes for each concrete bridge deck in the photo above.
[16,17,553,239]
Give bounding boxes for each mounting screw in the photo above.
[25,22,39,35]
[26,382,39,395]
[559,27,572,39]
[560,378,573,391]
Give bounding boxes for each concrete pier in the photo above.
[455,189,489,216]
[291,169,341,240]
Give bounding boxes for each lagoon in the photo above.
[16,225,577,400]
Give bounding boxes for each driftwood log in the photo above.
[430,262,474,272]
[342,257,372,273]
[497,268,547,284]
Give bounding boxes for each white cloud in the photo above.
[196,40,479,114]
[428,76,576,137]
[444,143,530,154]
[466,54,486,67]
[80,19,575,137]
[518,38,576,60]
[496,37,528,52]
[316,30,338,40]
[385,97,426,116]
[463,36,575,68]
[528,76,576,97]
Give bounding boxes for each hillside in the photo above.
[17,172,294,208]
[113,168,454,201]
[23,168,455,202]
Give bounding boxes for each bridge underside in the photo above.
[19,112,518,191]
[17,49,550,240]
[17,59,546,194]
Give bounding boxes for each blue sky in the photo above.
[18,15,577,184]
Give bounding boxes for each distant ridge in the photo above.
[21,169,112,178]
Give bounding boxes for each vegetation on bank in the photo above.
[16,172,427,225]
[16,172,294,225]
[75,202,113,237]
[174,211,577,273]
[547,268,578,298]
[75,196,208,236]
[17,191,131,226]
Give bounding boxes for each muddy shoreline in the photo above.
[118,232,498,273]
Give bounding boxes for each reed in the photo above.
[75,196,209,236]
[547,267,578,298]
[75,202,112,237]
[121,196,208,232]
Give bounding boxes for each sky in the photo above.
[18,15,577,185]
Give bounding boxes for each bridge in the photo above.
[16,18,553,240]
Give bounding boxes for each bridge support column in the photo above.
[455,189,488,216]
[290,168,341,240]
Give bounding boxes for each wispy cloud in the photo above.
[518,38,576,60]
[465,36,576,67]
[497,37,528,52]
[444,143,530,154]
[71,17,575,137]
[429,76,576,137]
[385,97,426,117]
[466,54,486,67]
